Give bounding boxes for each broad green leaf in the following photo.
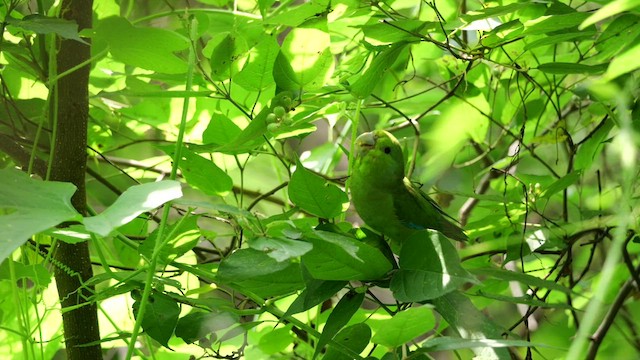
[84,180,182,236]
[313,290,365,359]
[390,232,475,302]
[370,306,435,348]
[575,117,614,170]
[258,324,294,355]
[94,16,189,74]
[537,62,607,75]
[524,32,595,51]
[432,291,511,360]
[175,311,239,344]
[284,278,347,316]
[162,146,232,196]
[523,12,590,35]
[217,248,304,298]
[206,92,293,154]
[202,113,242,146]
[472,291,574,310]
[282,28,333,89]
[603,42,640,80]
[470,268,572,294]
[43,225,91,244]
[248,236,313,262]
[461,3,528,22]
[0,168,80,263]
[593,14,640,62]
[138,215,200,266]
[301,230,393,280]
[361,20,432,43]
[480,20,524,48]
[132,291,180,348]
[350,43,407,99]
[234,36,279,91]
[0,259,52,288]
[580,0,640,29]
[6,14,86,43]
[540,171,581,199]
[273,51,301,92]
[323,323,371,360]
[264,0,330,27]
[289,163,348,219]
[210,34,237,81]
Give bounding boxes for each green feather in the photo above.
[350,130,468,245]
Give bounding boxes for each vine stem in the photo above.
[124,15,198,359]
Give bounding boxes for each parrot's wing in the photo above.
[393,179,468,242]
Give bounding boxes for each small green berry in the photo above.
[266,113,277,123]
[273,106,286,119]
[267,122,280,132]
[280,96,292,109]
[282,114,292,125]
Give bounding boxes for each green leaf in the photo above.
[273,51,301,93]
[524,32,595,51]
[175,311,239,344]
[138,215,200,266]
[95,16,189,74]
[281,28,332,89]
[461,3,528,22]
[580,0,640,29]
[390,232,476,302]
[217,248,304,298]
[288,163,348,219]
[0,259,52,288]
[537,62,607,75]
[301,230,393,280]
[84,180,182,236]
[603,42,640,80]
[323,323,371,360]
[0,168,80,263]
[234,36,279,91]
[480,20,524,48]
[163,146,233,196]
[470,268,573,294]
[370,306,435,348]
[313,290,365,359]
[264,0,330,27]
[540,171,581,199]
[575,118,614,170]
[202,113,242,146]
[350,43,407,99]
[522,12,591,35]
[6,14,86,43]
[432,291,511,360]
[284,278,347,316]
[132,291,180,348]
[210,34,237,81]
[361,20,431,43]
[258,324,294,354]
[248,236,313,262]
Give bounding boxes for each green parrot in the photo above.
[350,130,468,245]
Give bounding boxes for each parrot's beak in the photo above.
[356,132,375,148]
[355,132,376,157]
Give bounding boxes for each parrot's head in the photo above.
[354,130,406,186]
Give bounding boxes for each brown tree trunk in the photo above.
[49,1,101,359]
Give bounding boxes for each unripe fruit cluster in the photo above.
[266,95,293,132]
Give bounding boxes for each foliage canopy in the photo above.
[1,0,640,359]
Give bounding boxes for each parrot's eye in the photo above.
[383,147,391,154]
